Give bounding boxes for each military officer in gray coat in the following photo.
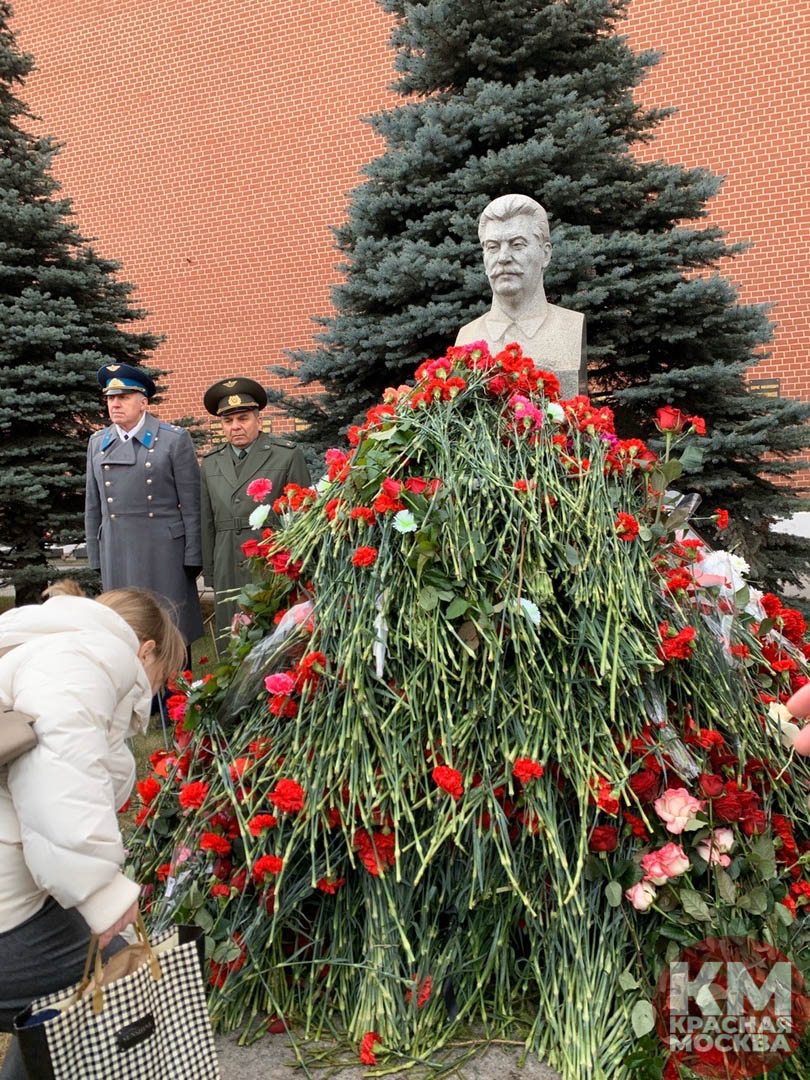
[201,378,311,640]
[85,363,204,646]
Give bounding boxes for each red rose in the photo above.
[713,794,743,822]
[699,773,725,798]
[654,406,686,433]
[629,768,660,803]
[589,825,618,852]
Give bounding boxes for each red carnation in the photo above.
[252,854,283,884]
[614,512,640,542]
[200,832,231,856]
[269,778,306,814]
[713,508,730,530]
[136,775,161,806]
[657,622,696,662]
[686,414,706,435]
[432,765,464,800]
[316,877,346,894]
[249,813,278,836]
[513,757,544,784]
[589,825,618,852]
[178,780,209,811]
[359,1032,382,1066]
[210,883,230,898]
[351,545,378,568]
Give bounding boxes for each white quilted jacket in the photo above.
[0,595,150,934]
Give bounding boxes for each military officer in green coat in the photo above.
[201,378,311,640]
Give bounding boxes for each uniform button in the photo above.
[147,495,152,501]
[110,514,117,519]
[146,479,152,485]
[103,465,110,471]
[106,497,113,503]
[148,512,154,518]
[145,462,152,469]
[105,481,111,487]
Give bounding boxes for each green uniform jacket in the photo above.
[200,435,311,639]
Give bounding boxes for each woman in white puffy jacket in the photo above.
[0,583,185,1080]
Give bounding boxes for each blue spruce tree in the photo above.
[272,0,810,595]
[0,3,161,605]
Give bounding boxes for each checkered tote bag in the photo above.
[14,920,220,1080]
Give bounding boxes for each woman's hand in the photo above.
[98,899,139,949]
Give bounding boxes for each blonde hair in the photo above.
[45,579,186,682]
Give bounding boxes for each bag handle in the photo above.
[77,911,162,1015]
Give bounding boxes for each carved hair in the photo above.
[478,194,551,247]
[44,579,186,681]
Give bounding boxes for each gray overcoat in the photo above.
[200,435,311,639]
[85,413,204,644]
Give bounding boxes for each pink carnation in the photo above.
[246,478,273,502]
[654,787,705,834]
[640,842,691,885]
[265,672,295,695]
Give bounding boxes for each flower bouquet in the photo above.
[129,342,810,1079]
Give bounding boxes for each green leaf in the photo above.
[759,617,776,636]
[564,544,580,567]
[418,586,438,611]
[605,880,623,907]
[638,526,653,542]
[367,427,396,441]
[659,458,683,482]
[749,836,777,880]
[446,596,469,619]
[738,886,769,915]
[618,969,640,992]
[679,889,713,922]
[584,854,607,881]
[715,868,737,906]
[776,902,795,927]
[631,1000,656,1038]
[734,586,750,609]
[679,443,705,472]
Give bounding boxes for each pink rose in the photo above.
[696,841,731,868]
[654,787,705,834]
[625,880,657,911]
[246,477,273,502]
[711,827,735,854]
[640,842,691,885]
[265,673,295,695]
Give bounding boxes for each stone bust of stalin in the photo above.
[455,194,587,398]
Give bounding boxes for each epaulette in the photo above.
[159,422,184,433]
[268,436,298,450]
[203,443,227,457]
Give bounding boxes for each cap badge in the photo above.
[108,378,125,389]
[228,395,241,406]
[107,364,120,371]
[223,380,237,387]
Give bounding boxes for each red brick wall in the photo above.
[10,0,396,429]
[624,0,810,403]
[9,0,809,430]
